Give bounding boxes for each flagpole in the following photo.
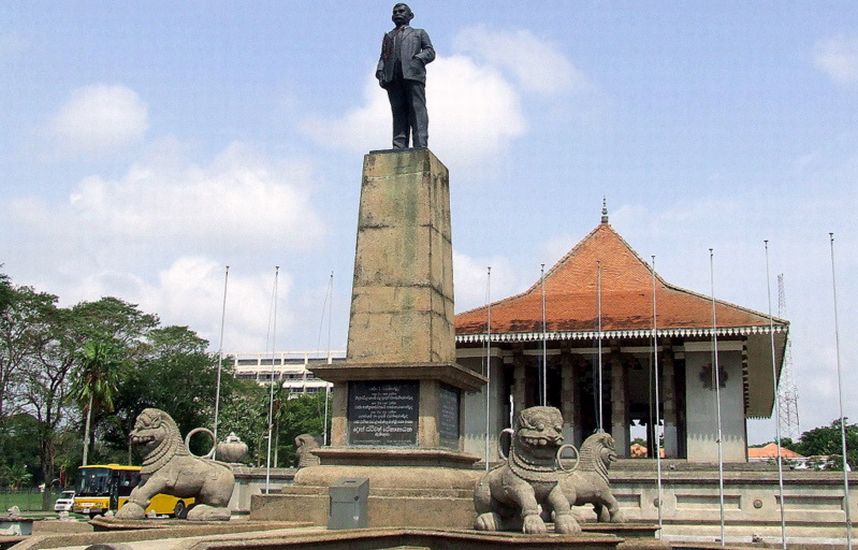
[541,263,547,406]
[485,266,492,472]
[651,256,664,535]
[265,266,280,495]
[323,271,333,446]
[765,241,788,548]
[213,265,229,453]
[829,233,853,550]
[710,249,725,546]
[597,261,604,432]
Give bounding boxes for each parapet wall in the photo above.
[610,465,856,542]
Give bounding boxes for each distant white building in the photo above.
[229,350,344,398]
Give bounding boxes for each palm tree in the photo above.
[72,339,125,466]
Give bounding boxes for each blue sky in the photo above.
[2,2,857,443]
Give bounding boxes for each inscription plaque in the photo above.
[348,380,419,446]
[438,384,460,449]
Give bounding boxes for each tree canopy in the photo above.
[0,271,331,488]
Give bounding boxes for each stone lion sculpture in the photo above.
[560,431,625,523]
[295,433,320,468]
[473,406,579,534]
[115,408,235,521]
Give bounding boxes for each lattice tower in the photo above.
[777,273,801,440]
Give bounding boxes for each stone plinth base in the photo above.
[191,528,624,550]
[311,447,481,468]
[250,464,482,529]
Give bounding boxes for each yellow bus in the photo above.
[72,464,194,518]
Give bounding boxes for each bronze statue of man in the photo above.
[376,3,435,149]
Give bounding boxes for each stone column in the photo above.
[311,149,485,461]
[330,382,349,447]
[661,343,678,457]
[512,351,527,418]
[610,345,629,457]
[560,352,578,446]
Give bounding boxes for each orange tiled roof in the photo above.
[747,443,804,459]
[456,222,785,335]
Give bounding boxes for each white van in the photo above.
[53,491,75,513]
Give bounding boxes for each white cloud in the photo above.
[50,84,149,154]
[301,25,593,167]
[453,250,522,312]
[814,36,858,85]
[64,257,294,351]
[143,257,295,352]
[302,55,526,166]
[39,140,325,250]
[302,25,590,168]
[2,141,325,349]
[454,25,589,95]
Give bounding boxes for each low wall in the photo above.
[230,467,295,515]
[237,463,857,543]
[609,463,857,543]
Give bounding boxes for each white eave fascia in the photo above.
[455,325,788,344]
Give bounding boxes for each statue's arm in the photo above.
[376,34,388,80]
[413,30,435,65]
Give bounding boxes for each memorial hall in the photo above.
[456,206,789,463]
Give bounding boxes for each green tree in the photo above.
[0,281,59,424]
[795,418,858,470]
[217,380,268,465]
[0,413,40,489]
[68,298,157,465]
[274,391,331,467]
[106,325,232,459]
[72,339,127,466]
[1,463,33,490]
[13,288,76,500]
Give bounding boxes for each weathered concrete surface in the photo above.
[187,528,626,550]
[252,464,482,529]
[309,149,485,455]
[5,520,310,550]
[229,467,294,515]
[608,465,858,543]
[347,149,455,366]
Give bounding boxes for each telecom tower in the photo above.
[777,273,801,440]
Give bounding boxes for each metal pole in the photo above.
[265,266,280,494]
[323,271,333,446]
[765,241,788,548]
[485,266,492,472]
[597,261,603,432]
[541,263,547,406]
[651,256,664,535]
[213,265,229,453]
[710,249,725,546]
[829,233,853,550]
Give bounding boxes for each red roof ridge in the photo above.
[455,221,789,333]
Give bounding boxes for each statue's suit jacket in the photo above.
[377,26,435,87]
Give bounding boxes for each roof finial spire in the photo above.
[601,196,609,224]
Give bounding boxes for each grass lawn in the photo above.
[0,490,61,512]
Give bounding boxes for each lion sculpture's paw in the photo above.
[114,502,145,520]
[555,513,582,534]
[522,514,547,534]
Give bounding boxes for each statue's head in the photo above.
[392,3,414,26]
[130,408,179,454]
[513,406,564,461]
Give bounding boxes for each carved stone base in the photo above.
[251,463,482,529]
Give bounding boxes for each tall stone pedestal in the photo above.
[252,149,486,529]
